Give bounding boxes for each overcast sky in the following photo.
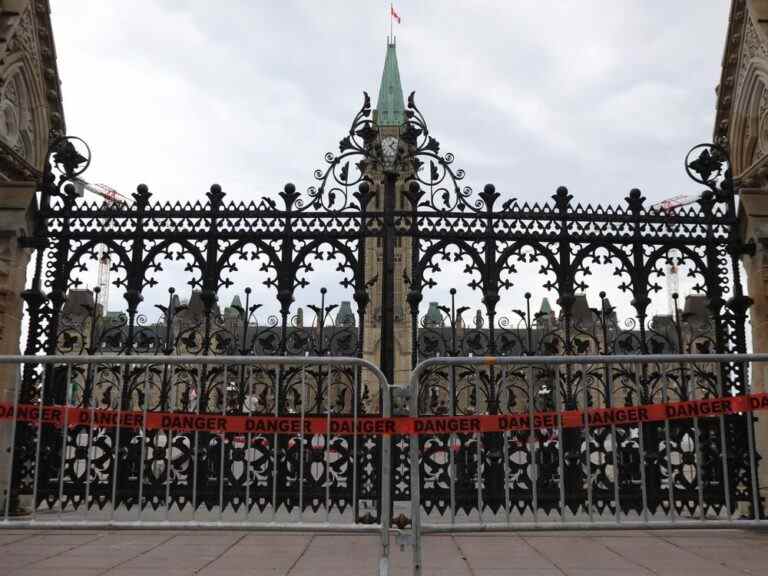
[48,1,733,326]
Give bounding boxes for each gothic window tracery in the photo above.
[0,67,34,162]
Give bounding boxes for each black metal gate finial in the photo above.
[12,91,758,521]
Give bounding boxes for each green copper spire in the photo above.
[424,302,443,327]
[539,298,552,314]
[375,42,405,127]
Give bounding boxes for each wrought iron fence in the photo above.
[407,353,768,574]
[15,91,757,524]
[0,355,391,558]
[3,353,766,576]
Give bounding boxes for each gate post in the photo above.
[0,181,36,514]
[380,170,397,388]
[740,187,768,513]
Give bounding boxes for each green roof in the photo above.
[375,42,405,127]
[424,302,443,327]
[540,298,552,314]
[337,301,356,327]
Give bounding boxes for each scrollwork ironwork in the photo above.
[11,89,758,524]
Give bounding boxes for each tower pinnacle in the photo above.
[375,42,405,127]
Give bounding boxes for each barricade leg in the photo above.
[0,360,20,519]
[753,359,768,516]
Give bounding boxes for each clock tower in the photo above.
[363,41,414,398]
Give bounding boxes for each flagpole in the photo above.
[389,3,393,43]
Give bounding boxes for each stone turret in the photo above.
[536,298,556,329]
[423,302,443,328]
[223,295,242,320]
[682,295,709,324]
[62,289,97,319]
[336,301,356,327]
[570,294,593,326]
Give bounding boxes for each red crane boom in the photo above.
[71,177,130,313]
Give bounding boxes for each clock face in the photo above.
[381,136,399,157]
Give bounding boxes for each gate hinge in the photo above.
[391,385,410,416]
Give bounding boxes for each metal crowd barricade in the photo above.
[0,355,393,576]
[408,353,768,576]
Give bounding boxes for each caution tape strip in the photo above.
[1,393,767,436]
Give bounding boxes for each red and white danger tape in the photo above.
[1,393,766,436]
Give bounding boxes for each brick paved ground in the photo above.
[1,528,767,575]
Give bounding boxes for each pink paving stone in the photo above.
[0,528,766,575]
[8,570,104,576]
[103,570,197,576]
[453,535,555,569]
[524,535,645,570]
[472,571,563,576]
[29,555,126,570]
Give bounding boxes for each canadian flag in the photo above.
[391,4,401,24]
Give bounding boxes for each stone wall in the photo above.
[718,0,768,509]
[0,0,65,178]
[0,181,34,513]
[0,0,62,514]
[740,189,768,506]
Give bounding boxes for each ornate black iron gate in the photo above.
[14,91,760,521]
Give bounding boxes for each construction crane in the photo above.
[650,194,701,316]
[71,177,130,313]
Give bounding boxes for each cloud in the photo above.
[599,82,692,141]
[46,0,733,325]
